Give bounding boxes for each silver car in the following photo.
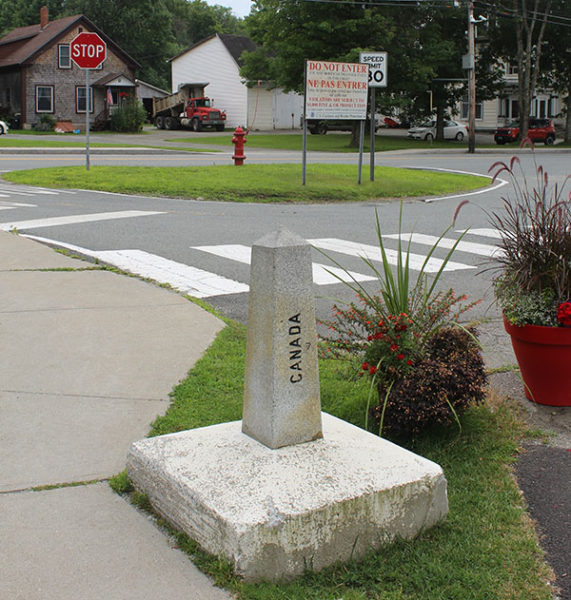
[0,120,8,135]
[407,119,467,141]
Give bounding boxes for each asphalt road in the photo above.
[1,143,568,327]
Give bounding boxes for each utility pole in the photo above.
[467,0,476,153]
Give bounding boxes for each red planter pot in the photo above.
[504,316,571,407]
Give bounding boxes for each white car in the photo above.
[407,119,467,141]
[0,119,8,135]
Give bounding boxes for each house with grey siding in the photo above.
[0,7,139,129]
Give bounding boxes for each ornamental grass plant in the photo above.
[318,204,487,438]
[488,145,571,327]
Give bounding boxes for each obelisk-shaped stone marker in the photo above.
[242,228,323,449]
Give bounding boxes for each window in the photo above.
[58,44,71,69]
[36,86,54,113]
[76,86,93,113]
[461,93,483,120]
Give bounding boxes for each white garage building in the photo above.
[170,33,303,130]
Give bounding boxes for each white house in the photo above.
[455,61,563,131]
[170,34,303,130]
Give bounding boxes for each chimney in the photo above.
[40,6,49,29]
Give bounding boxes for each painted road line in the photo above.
[460,228,502,240]
[0,200,37,207]
[24,236,249,298]
[384,233,503,258]
[0,188,58,196]
[0,210,165,231]
[309,238,475,272]
[193,244,377,286]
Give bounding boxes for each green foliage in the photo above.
[109,99,147,132]
[318,204,485,436]
[242,1,493,122]
[494,278,560,327]
[32,114,56,132]
[0,0,245,89]
[488,152,571,326]
[109,470,133,494]
[370,327,487,437]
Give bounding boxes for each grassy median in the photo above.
[4,164,488,203]
[118,320,553,600]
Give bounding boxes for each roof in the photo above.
[170,33,257,67]
[0,14,139,69]
[92,72,136,87]
[218,34,257,66]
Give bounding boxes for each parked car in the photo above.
[0,119,8,134]
[407,119,467,141]
[493,118,556,145]
[307,118,380,135]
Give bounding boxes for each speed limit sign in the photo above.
[360,52,388,88]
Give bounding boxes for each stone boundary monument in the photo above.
[127,229,449,582]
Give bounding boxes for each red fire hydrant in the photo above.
[232,126,247,166]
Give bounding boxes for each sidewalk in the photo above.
[1,231,568,599]
[0,230,232,600]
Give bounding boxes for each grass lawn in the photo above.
[174,132,476,153]
[113,319,553,600]
[4,164,488,203]
[0,136,216,152]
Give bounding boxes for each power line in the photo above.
[298,0,571,27]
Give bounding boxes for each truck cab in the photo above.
[183,97,226,131]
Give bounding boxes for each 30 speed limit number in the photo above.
[359,52,388,88]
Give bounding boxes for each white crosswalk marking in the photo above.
[460,228,502,239]
[193,244,377,285]
[0,210,165,231]
[384,233,503,258]
[0,187,62,196]
[309,238,475,272]
[94,249,250,297]
[23,236,249,298]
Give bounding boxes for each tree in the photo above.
[0,0,245,89]
[539,0,571,141]
[486,0,553,138]
[242,0,483,141]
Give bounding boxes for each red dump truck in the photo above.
[152,83,226,132]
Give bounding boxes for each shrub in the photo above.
[318,204,486,437]
[370,327,487,437]
[32,114,56,131]
[109,98,147,132]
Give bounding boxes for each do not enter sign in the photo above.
[70,32,106,69]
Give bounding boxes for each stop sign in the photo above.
[70,32,106,69]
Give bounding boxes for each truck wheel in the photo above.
[192,118,202,132]
[164,116,177,130]
[154,116,164,129]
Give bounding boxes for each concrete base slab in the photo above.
[0,391,167,492]
[0,483,233,600]
[128,413,448,582]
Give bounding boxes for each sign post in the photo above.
[360,52,388,181]
[303,60,368,184]
[70,32,107,171]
